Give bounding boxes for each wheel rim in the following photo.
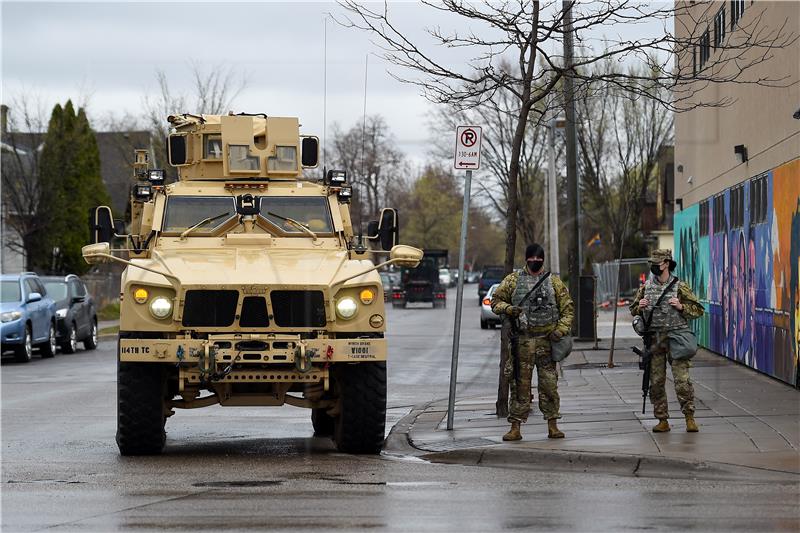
[49,325,56,353]
[24,330,32,359]
[70,327,77,351]
[91,323,97,345]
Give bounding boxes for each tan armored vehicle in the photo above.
[83,113,422,455]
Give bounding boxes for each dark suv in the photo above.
[478,265,506,303]
[40,275,98,354]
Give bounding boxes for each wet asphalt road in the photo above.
[2,288,798,532]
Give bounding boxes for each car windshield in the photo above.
[1,281,21,303]
[43,281,68,302]
[162,196,237,234]
[483,268,505,279]
[259,197,333,235]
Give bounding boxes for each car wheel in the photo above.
[83,319,98,350]
[40,322,57,358]
[14,325,33,363]
[61,323,78,354]
[480,319,488,329]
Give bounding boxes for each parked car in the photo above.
[448,268,459,287]
[439,268,453,287]
[480,283,501,329]
[379,271,401,302]
[478,265,505,303]
[465,270,480,284]
[40,275,98,353]
[1,272,57,362]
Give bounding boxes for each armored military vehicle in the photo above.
[83,113,422,455]
[392,249,448,309]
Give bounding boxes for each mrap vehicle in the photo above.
[82,113,422,455]
[391,249,448,309]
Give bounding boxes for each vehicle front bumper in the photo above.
[1,319,25,346]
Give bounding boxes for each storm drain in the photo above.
[418,437,496,452]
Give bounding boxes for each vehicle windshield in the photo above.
[483,267,505,279]
[162,196,237,234]
[1,281,21,303]
[43,281,68,302]
[259,197,333,235]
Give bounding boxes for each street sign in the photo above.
[454,126,482,170]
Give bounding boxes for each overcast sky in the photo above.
[2,1,671,166]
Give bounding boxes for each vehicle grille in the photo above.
[239,296,269,327]
[182,290,238,327]
[270,290,326,327]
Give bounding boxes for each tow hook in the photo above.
[295,342,316,373]
[199,343,216,379]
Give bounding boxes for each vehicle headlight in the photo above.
[55,309,67,319]
[336,297,358,320]
[1,311,22,323]
[149,296,173,319]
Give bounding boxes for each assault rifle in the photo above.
[506,272,551,384]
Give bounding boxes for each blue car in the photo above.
[1,272,57,362]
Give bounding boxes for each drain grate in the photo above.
[419,437,496,452]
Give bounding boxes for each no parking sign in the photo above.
[454,126,482,170]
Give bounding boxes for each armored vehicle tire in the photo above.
[117,361,167,455]
[61,323,78,354]
[39,322,57,358]
[333,362,386,454]
[14,325,33,363]
[311,408,335,436]
[84,320,98,350]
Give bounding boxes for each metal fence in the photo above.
[83,271,121,309]
[592,258,649,304]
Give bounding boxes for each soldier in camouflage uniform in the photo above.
[630,249,705,433]
[491,243,574,441]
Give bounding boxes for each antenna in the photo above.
[357,54,369,248]
[323,14,328,175]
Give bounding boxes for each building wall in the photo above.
[673,1,800,386]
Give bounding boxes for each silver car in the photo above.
[480,283,501,329]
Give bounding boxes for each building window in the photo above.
[730,184,744,228]
[700,200,710,236]
[713,194,726,234]
[750,174,768,224]
[731,0,745,30]
[714,7,726,48]
[699,30,711,67]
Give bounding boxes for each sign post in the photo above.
[447,126,482,431]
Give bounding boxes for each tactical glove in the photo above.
[549,330,563,341]
[507,306,523,317]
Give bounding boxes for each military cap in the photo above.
[649,248,677,269]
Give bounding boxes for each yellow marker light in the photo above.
[359,288,375,305]
[133,288,149,304]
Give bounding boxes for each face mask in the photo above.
[650,264,663,276]
[527,260,544,273]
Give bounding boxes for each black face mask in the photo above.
[650,264,663,276]
[527,260,544,273]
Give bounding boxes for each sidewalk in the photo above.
[398,340,800,477]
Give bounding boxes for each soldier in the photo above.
[491,243,574,441]
[630,249,705,433]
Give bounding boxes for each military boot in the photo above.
[685,416,699,432]
[547,419,565,439]
[502,422,522,441]
[652,419,671,432]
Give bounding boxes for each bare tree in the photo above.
[336,0,795,275]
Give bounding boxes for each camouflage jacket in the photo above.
[629,278,704,321]
[491,270,574,336]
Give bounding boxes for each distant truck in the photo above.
[392,249,448,309]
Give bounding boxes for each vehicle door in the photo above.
[69,279,89,337]
[24,278,45,341]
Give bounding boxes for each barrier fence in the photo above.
[592,258,649,304]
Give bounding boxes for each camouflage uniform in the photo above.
[492,270,574,422]
[630,250,704,421]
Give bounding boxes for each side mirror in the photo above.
[89,206,115,243]
[72,295,86,303]
[390,245,423,268]
[377,208,399,251]
[26,292,42,303]
[82,242,111,265]
[301,137,319,167]
[366,220,379,238]
[168,134,188,166]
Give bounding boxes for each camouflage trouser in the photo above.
[649,334,695,420]
[504,336,560,422]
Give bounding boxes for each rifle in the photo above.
[632,276,679,415]
[506,272,551,385]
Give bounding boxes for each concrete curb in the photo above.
[384,399,800,482]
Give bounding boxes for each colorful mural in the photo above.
[675,159,800,386]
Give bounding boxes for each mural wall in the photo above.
[674,159,800,386]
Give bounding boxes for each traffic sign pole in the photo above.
[447,125,482,431]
